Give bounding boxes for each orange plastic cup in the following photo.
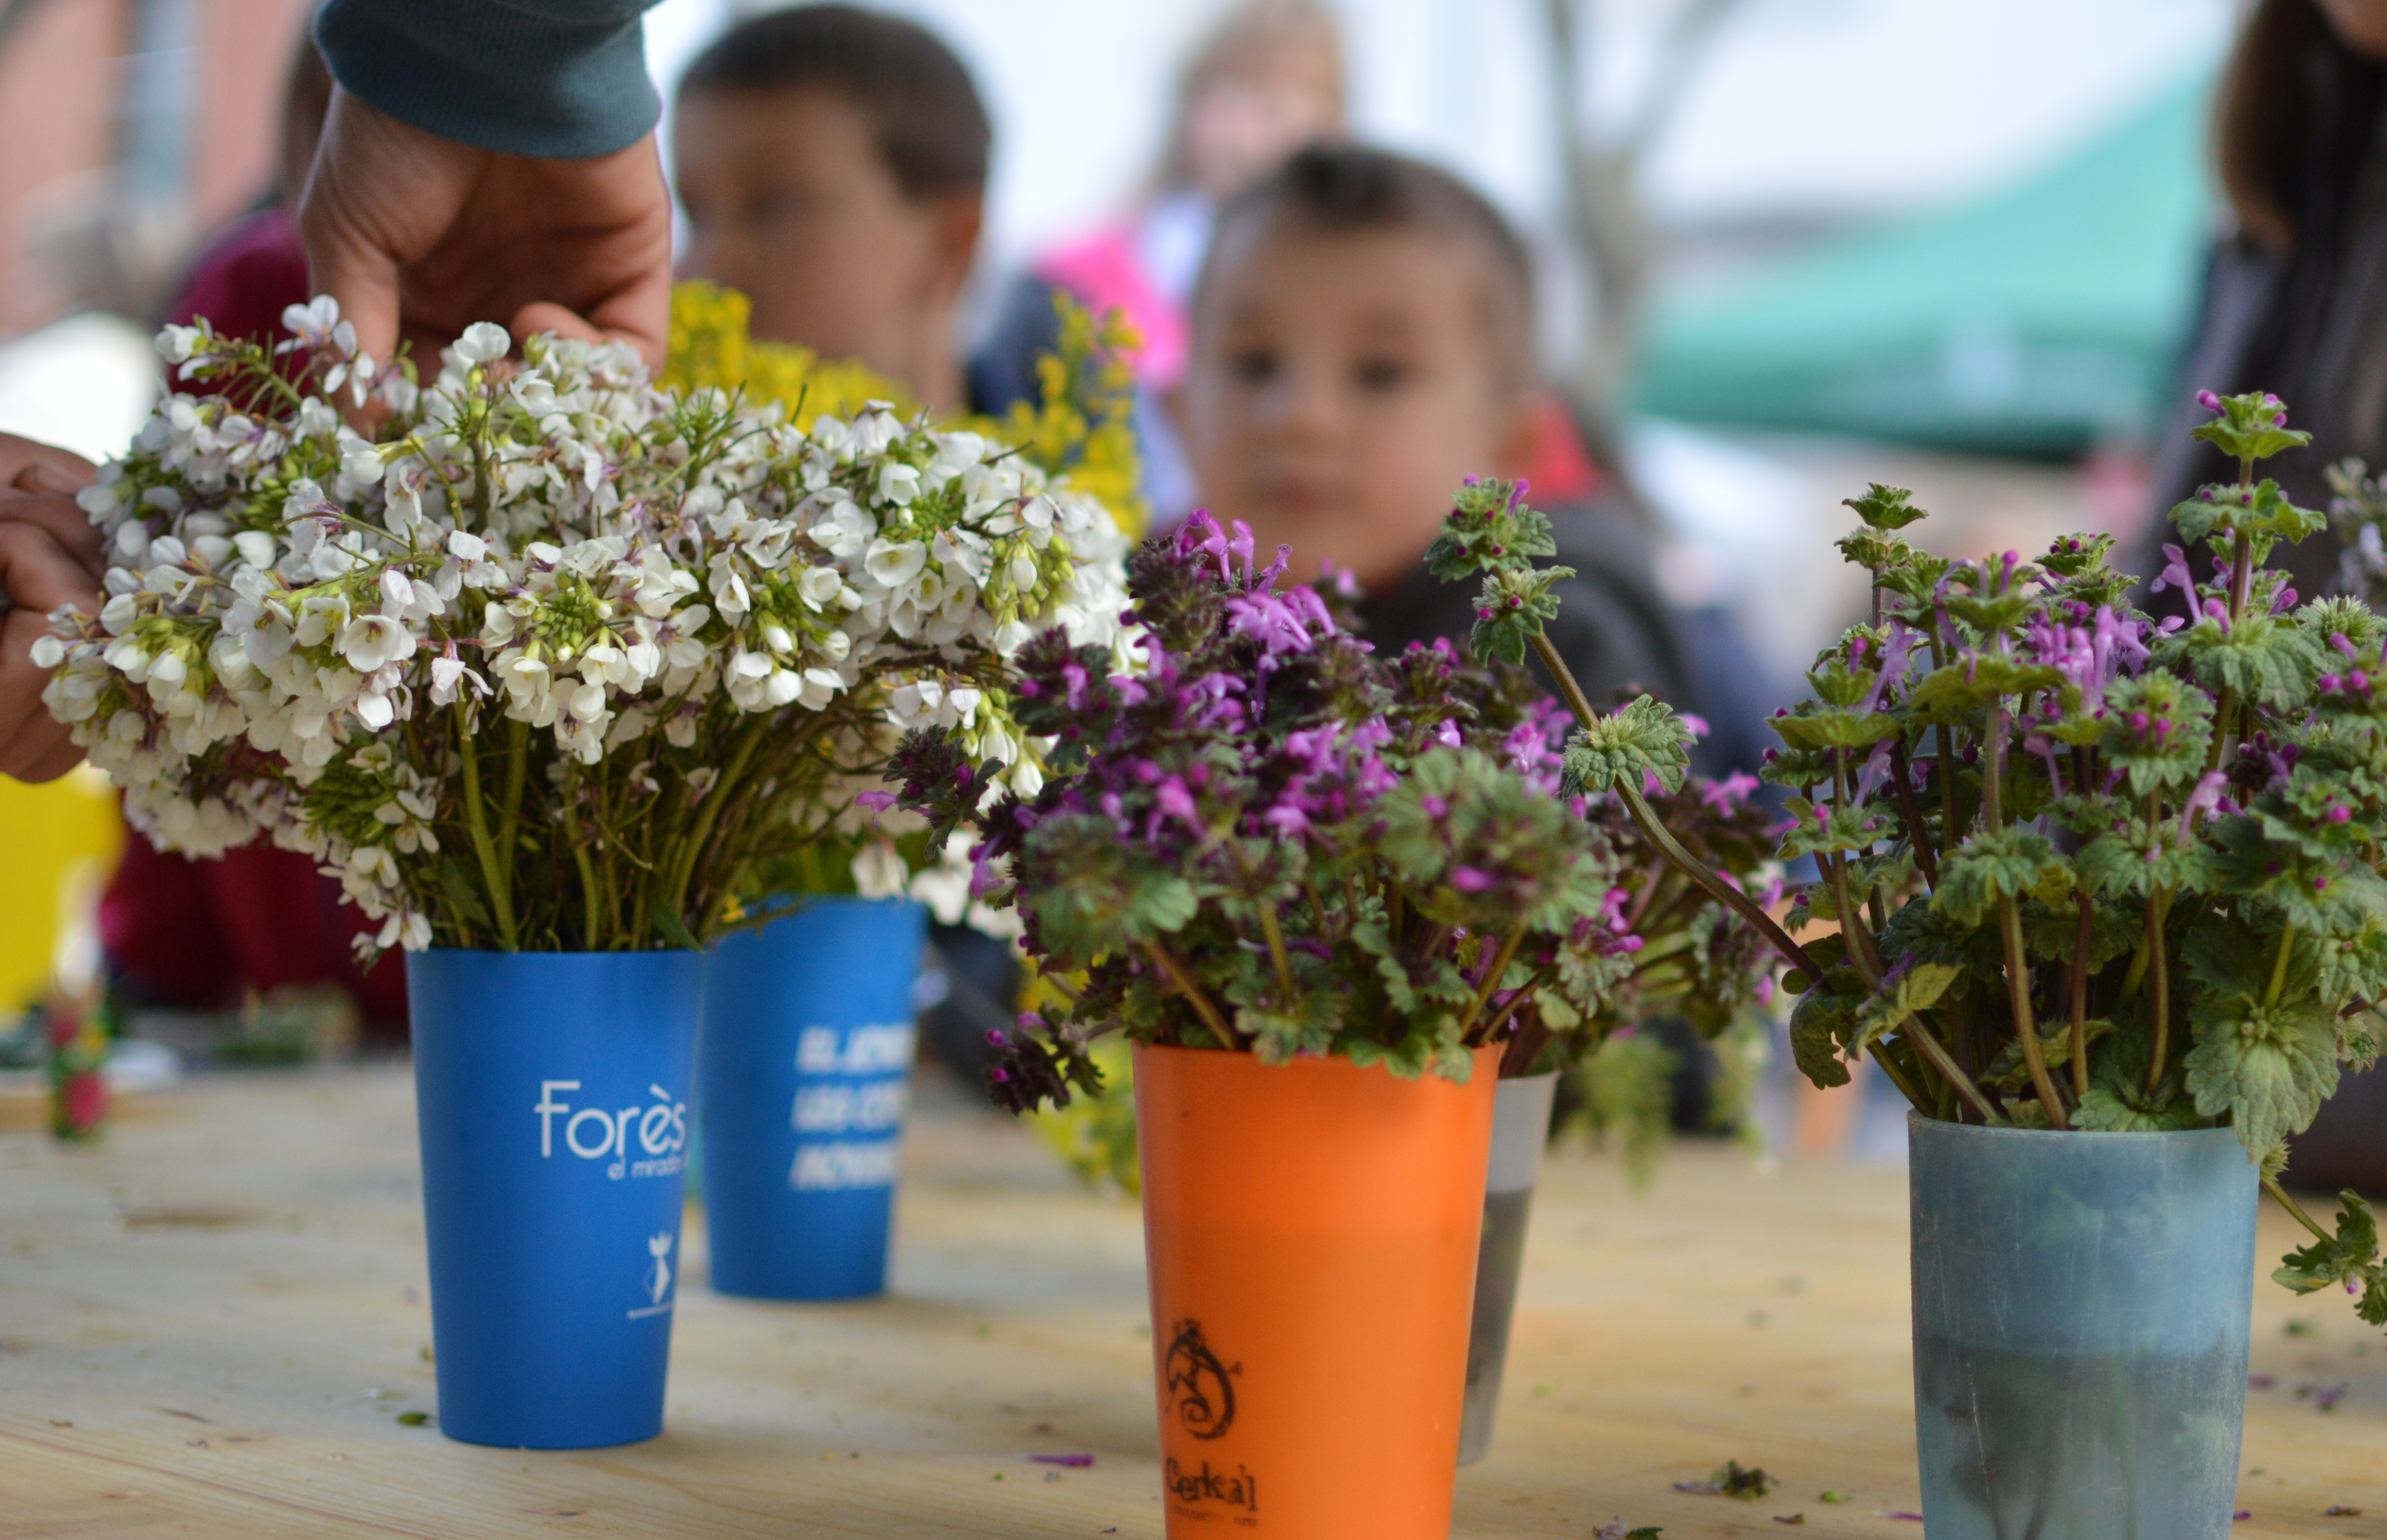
[1134,1041,1501,1539]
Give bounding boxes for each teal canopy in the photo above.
[1630,78,2216,458]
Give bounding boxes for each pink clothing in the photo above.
[1036,224,1192,388]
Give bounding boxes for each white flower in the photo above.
[863,538,927,590]
[876,462,921,505]
[338,615,415,673]
[453,322,511,366]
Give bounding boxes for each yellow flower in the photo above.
[664,281,1146,537]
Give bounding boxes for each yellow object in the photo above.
[0,765,123,1011]
[664,281,1147,537]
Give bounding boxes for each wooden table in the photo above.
[2,1065,2381,1538]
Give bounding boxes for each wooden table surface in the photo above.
[1,1064,2382,1539]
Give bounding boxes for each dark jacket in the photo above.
[2144,45,2387,607]
[1355,500,1774,778]
[315,0,661,159]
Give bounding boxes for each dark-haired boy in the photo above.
[672,4,990,413]
[1173,143,1709,732]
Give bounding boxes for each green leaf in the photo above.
[2187,389,2314,468]
[1426,477,1557,581]
[1789,980,1859,1089]
[2182,989,2341,1159]
[2098,672,2215,795]
[1932,829,2066,925]
[1562,695,1694,797]
[1767,704,1899,752]
[1843,483,1927,530]
[1776,797,1897,860]
[1466,562,1577,667]
[1850,961,1958,1053]
[2274,1190,2379,1293]
[649,895,701,951]
[437,855,492,929]
[1905,656,2063,720]
[2167,611,2323,709]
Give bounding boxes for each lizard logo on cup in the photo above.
[1165,1319,1239,1440]
[534,1080,689,1179]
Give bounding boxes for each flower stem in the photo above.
[2266,921,2297,1010]
[2263,1173,2336,1244]
[2001,896,2069,1128]
[1904,1015,2005,1125]
[2144,888,2174,1098]
[2069,897,2093,1100]
[1257,904,1297,1001]
[1142,940,1239,1050]
[454,702,516,951]
[1457,925,1528,1043]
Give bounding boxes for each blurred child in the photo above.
[1173,144,1698,718]
[976,0,1347,512]
[672,4,990,414]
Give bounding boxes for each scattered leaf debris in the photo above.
[1772,1516,1805,1526]
[1676,1461,1773,1499]
[155,1408,212,1423]
[2248,1374,2276,1389]
[1023,1453,1094,1467]
[395,1412,429,1426]
[2325,1506,2362,1517]
[1818,1490,1851,1502]
[1593,1521,1662,1540]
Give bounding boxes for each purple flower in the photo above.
[1449,866,1495,893]
[1435,718,1463,748]
[2196,389,2222,411]
[1698,771,1760,812]
[2150,543,2194,595]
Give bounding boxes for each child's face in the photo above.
[1175,223,1531,594]
[673,87,979,404]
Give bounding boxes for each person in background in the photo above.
[975,0,1347,513]
[4,0,682,782]
[671,5,990,415]
[1172,144,1700,725]
[2149,0,2387,603]
[669,4,1024,1080]
[2156,0,2387,1194]
[95,27,409,1038]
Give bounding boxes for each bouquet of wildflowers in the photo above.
[894,509,1692,1108]
[35,298,1131,954]
[1439,392,2387,1332]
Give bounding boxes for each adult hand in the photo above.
[0,432,100,584]
[0,520,100,783]
[297,88,673,372]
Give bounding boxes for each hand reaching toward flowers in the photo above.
[0,519,101,782]
[298,89,673,372]
[0,432,100,584]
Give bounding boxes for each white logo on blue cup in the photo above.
[535,1081,689,1180]
[789,1024,912,1191]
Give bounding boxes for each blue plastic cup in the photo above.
[698,897,927,1299]
[1908,1114,2258,1540]
[407,949,702,1449]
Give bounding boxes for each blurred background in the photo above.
[0,0,2242,1150]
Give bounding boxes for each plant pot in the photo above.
[1457,1069,1560,1465]
[1908,1113,2257,1540]
[698,897,926,1300]
[406,949,701,1449]
[1134,1041,1500,1540]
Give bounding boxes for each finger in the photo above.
[0,526,96,784]
[0,520,102,617]
[298,91,409,368]
[0,434,96,492]
[510,300,670,374]
[0,493,105,584]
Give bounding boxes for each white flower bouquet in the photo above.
[36,299,1131,953]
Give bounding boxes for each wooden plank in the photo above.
[0,1067,2379,1538]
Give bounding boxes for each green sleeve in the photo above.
[315,0,662,159]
